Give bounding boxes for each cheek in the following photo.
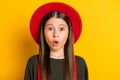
[44,31,52,45]
[61,32,68,42]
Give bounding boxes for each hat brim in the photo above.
[30,2,82,44]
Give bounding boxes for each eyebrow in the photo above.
[45,24,53,27]
[59,24,67,27]
[45,24,68,28]
[44,24,54,28]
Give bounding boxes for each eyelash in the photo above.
[48,27,53,31]
[60,27,65,31]
[47,27,65,31]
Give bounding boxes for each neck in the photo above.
[50,48,64,59]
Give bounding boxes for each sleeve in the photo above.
[84,59,88,80]
[24,58,33,80]
[76,56,88,80]
[24,55,38,80]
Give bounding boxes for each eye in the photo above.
[60,27,65,31]
[47,27,53,31]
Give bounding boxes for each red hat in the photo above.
[30,2,82,44]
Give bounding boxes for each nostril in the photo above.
[53,33,58,37]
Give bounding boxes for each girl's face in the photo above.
[44,17,68,51]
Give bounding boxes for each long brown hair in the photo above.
[39,11,74,80]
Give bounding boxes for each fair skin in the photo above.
[44,17,69,59]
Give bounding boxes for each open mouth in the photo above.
[53,41,59,46]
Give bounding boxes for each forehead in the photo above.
[45,17,68,26]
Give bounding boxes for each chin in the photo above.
[51,47,61,51]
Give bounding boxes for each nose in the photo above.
[53,29,58,37]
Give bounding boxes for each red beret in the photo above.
[30,2,82,44]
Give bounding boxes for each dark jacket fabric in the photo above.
[24,55,88,80]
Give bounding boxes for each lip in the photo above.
[53,40,59,46]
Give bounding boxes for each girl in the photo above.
[24,2,88,80]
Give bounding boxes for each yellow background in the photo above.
[0,0,120,80]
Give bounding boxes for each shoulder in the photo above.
[27,54,39,67]
[75,55,86,63]
[75,55,87,69]
[75,55,88,80]
[24,55,39,80]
